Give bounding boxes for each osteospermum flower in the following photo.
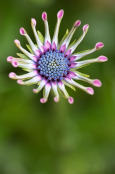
[7,10,108,104]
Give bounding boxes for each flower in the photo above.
[7,9,108,104]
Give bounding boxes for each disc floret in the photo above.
[37,50,69,81]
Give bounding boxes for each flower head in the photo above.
[7,10,108,104]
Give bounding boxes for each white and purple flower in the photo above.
[7,10,108,104]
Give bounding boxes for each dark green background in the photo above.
[0,0,115,174]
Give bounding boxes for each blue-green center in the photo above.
[37,50,70,81]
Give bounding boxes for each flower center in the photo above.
[37,50,70,81]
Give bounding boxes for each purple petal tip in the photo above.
[75,20,81,27]
[40,98,47,103]
[17,79,23,84]
[98,56,108,62]
[7,56,13,62]
[83,24,89,32]
[20,28,25,35]
[57,9,64,19]
[9,72,16,79]
[93,79,102,87]
[86,87,94,95]
[12,61,18,67]
[42,12,47,21]
[31,18,36,26]
[54,97,59,102]
[68,97,74,104]
[14,39,20,45]
[96,42,104,49]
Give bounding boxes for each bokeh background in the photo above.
[0,0,115,174]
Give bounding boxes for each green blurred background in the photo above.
[0,0,115,174]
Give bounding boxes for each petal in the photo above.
[42,12,51,44]
[69,24,89,54]
[64,77,94,95]
[71,55,108,69]
[71,71,102,87]
[71,42,104,61]
[40,82,51,103]
[57,81,74,103]
[7,56,33,64]
[9,70,38,80]
[52,42,57,51]
[31,18,43,51]
[52,82,59,102]
[52,9,64,46]
[59,44,66,53]
[20,27,40,56]
[64,49,72,57]
[44,41,51,51]
[60,20,81,49]
[17,75,42,85]
[14,40,37,62]
[11,61,36,70]
[33,79,47,93]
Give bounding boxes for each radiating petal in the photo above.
[31,18,43,51]
[52,82,59,102]
[69,71,102,87]
[57,81,74,104]
[33,79,47,93]
[52,9,64,47]
[9,70,38,80]
[60,20,81,49]
[70,56,108,69]
[71,42,104,61]
[14,40,37,62]
[20,27,40,57]
[17,75,42,85]
[68,24,89,54]
[42,12,51,44]
[40,82,51,103]
[64,77,94,95]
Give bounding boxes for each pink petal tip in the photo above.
[33,89,37,93]
[57,9,64,19]
[17,79,23,84]
[68,97,74,104]
[93,79,102,87]
[86,87,94,95]
[9,72,16,79]
[40,98,47,103]
[12,61,18,67]
[31,18,36,26]
[75,20,81,27]
[83,24,89,32]
[7,56,13,62]
[96,42,104,50]
[98,56,108,62]
[20,28,25,35]
[14,39,20,45]
[54,97,59,103]
[42,12,47,21]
